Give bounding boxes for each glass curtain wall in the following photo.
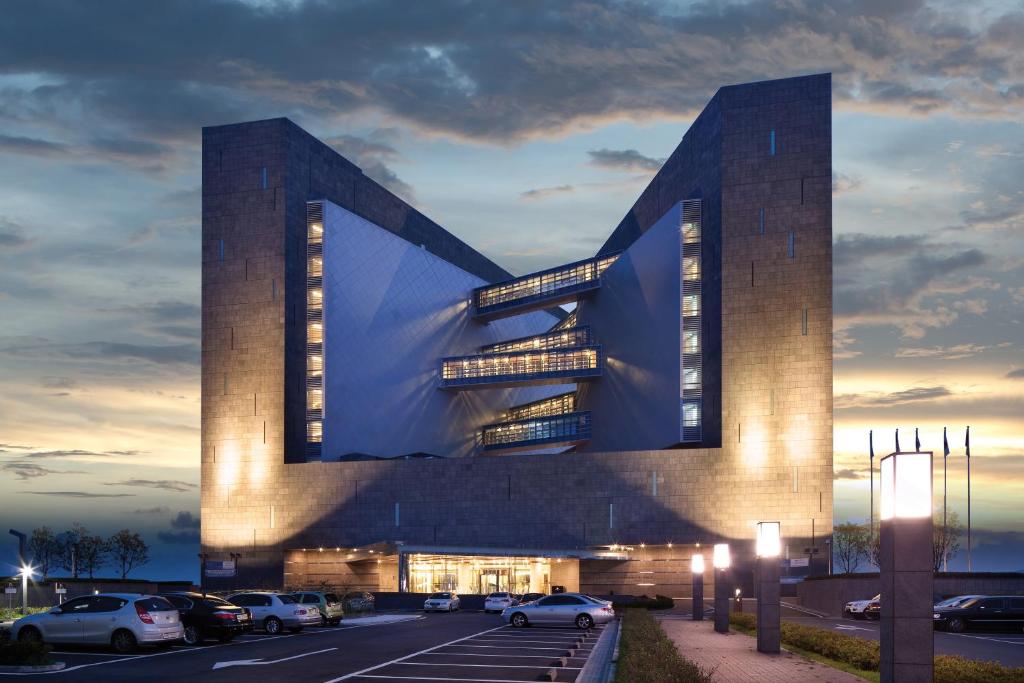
[407,554,554,595]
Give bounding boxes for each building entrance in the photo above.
[407,553,559,595]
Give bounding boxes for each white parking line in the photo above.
[441,644,575,651]
[46,652,140,657]
[322,625,507,682]
[417,652,587,660]
[354,677,534,682]
[466,638,582,644]
[395,662,582,670]
[945,633,1024,646]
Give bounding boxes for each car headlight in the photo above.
[933,613,941,619]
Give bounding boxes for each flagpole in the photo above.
[966,426,972,573]
[869,430,875,546]
[943,427,948,572]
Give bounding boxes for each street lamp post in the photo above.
[19,564,34,615]
[713,544,730,634]
[879,450,933,683]
[756,522,782,655]
[691,553,705,621]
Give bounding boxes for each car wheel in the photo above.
[264,616,283,634]
[182,625,202,646]
[576,614,595,630]
[948,617,966,634]
[510,612,528,628]
[17,627,42,644]
[288,627,303,634]
[321,614,329,627]
[111,629,138,654]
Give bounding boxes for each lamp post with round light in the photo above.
[691,553,705,621]
[879,450,934,683]
[19,564,34,615]
[755,521,782,654]
[713,543,730,633]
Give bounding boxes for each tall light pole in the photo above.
[19,564,34,615]
[713,544,730,634]
[966,426,972,572]
[879,449,933,683]
[755,522,781,655]
[869,431,875,546]
[943,427,950,572]
[691,553,705,621]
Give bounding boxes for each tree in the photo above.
[934,509,963,572]
[832,522,870,573]
[77,534,109,579]
[108,530,150,579]
[28,527,59,578]
[55,524,88,578]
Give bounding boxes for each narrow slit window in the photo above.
[759,207,765,235]
[218,239,225,262]
[769,129,776,155]
[788,231,795,259]
[260,166,268,190]
[802,307,809,335]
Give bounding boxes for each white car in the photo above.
[227,592,320,633]
[844,594,880,619]
[484,592,517,613]
[502,593,615,629]
[13,593,183,653]
[423,592,460,612]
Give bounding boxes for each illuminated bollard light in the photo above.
[691,553,705,621]
[879,450,934,683]
[713,543,730,633]
[756,521,781,654]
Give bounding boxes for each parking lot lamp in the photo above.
[691,553,705,621]
[755,521,781,654]
[712,543,730,633]
[879,450,933,683]
[19,564,33,614]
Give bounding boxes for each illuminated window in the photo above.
[683,367,701,392]
[683,402,701,427]
[307,421,322,442]
[683,255,700,280]
[759,207,765,235]
[683,329,700,354]
[683,295,700,317]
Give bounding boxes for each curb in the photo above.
[577,618,620,683]
[0,663,66,673]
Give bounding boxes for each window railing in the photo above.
[440,345,602,387]
[480,326,591,354]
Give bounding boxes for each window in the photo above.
[979,598,1005,610]
[302,595,319,604]
[802,307,809,335]
[163,595,192,609]
[325,594,340,603]
[90,597,128,613]
[769,129,776,155]
[276,595,295,605]
[133,597,172,612]
[60,597,92,613]
[683,295,700,317]
[1010,598,1024,610]
[682,402,700,428]
[260,166,268,189]
[683,255,700,280]
[788,231,795,259]
[218,239,225,262]
[759,207,765,235]
[683,367,701,391]
[683,329,700,354]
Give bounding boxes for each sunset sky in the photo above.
[1,0,1022,580]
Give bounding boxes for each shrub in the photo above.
[610,594,675,610]
[0,608,49,622]
[615,608,714,683]
[0,641,53,666]
[935,655,1024,683]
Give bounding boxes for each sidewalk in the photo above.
[660,618,864,683]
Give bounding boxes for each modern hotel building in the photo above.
[201,73,833,597]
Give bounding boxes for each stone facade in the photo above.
[201,74,833,592]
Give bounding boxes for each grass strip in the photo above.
[615,608,715,683]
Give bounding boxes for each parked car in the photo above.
[423,592,460,612]
[935,595,983,609]
[934,595,1024,633]
[227,592,320,634]
[159,592,251,645]
[342,591,375,614]
[484,592,516,613]
[519,592,546,604]
[503,593,615,629]
[845,594,880,620]
[13,593,182,653]
[291,591,344,626]
[864,597,881,620]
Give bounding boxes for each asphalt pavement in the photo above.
[2,611,607,682]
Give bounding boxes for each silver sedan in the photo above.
[502,593,615,629]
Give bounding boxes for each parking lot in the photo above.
[2,611,610,682]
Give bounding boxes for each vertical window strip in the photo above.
[395,502,400,527]
[769,129,776,155]
[218,239,225,262]
[788,231,795,259]
[260,166,268,190]
[759,207,765,235]
[305,201,325,460]
[609,502,614,529]
[680,199,702,443]
[802,307,809,335]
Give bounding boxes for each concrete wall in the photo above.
[11,580,194,610]
[577,203,684,451]
[321,200,568,458]
[798,573,1024,616]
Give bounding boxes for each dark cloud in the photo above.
[21,449,117,459]
[25,491,135,498]
[107,479,198,493]
[832,171,863,195]
[833,468,865,480]
[1007,369,1024,379]
[0,134,70,157]
[0,339,199,366]
[40,376,77,389]
[835,386,952,409]
[158,529,200,544]
[0,443,33,450]
[134,506,171,515]
[324,133,415,201]
[171,511,201,529]
[588,149,664,172]
[520,184,575,201]
[1,462,84,480]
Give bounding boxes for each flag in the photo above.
[915,428,921,452]
[965,426,971,458]
[943,427,950,458]
[895,428,901,453]
[869,430,874,459]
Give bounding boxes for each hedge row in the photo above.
[610,594,675,610]
[615,608,714,683]
[729,612,1024,682]
[0,607,48,622]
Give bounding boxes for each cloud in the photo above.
[1,462,84,480]
[835,386,952,409]
[324,133,414,201]
[588,149,664,172]
[25,491,135,498]
[170,511,200,529]
[1007,369,1024,379]
[40,376,77,389]
[0,443,33,450]
[895,343,1006,360]
[520,184,575,201]
[0,134,70,157]
[0,218,33,250]
[21,449,127,459]
[832,171,863,195]
[158,530,200,544]
[833,468,865,480]
[107,479,198,493]
[0,339,199,366]
[133,506,172,515]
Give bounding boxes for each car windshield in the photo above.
[429,593,451,599]
[277,594,296,604]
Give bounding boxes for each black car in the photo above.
[934,596,1024,633]
[342,591,375,614]
[160,592,252,645]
